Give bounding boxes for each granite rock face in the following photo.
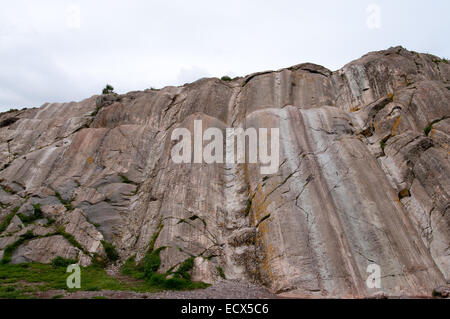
[0,46,449,297]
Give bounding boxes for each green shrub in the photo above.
[173,257,194,280]
[221,76,232,81]
[102,84,114,95]
[118,222,209,292]
[101,240,119,262]
[148,273,166,286]
[91,254,107,269]
[121,256,143,278]
[162,277,191,290]
[120,251,208,291]
[0,262,147,298]
[148,222,164,252]
[148,273,207,291]
[51,256,78,268]
[143,247,166,280]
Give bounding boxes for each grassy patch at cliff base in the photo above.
[0,255,209,298]
[0,262,167,299]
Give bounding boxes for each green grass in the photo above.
[0,284,35,299]
[0,262,133,298]
[51,257,78,268]
[121,256,144,279]
[0,251,209,299]
[1,184,16,194]
[142,247,166,279]
[0,261,179,299]
[173,257,194,280]
[217,267,226,279]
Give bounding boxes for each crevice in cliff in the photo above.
[256,214,271,228]
[424,116,450,136]
[241,71,275,87]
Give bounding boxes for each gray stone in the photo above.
[11,235,80,264]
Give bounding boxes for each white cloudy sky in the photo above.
[1,0,449,111]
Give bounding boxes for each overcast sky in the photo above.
[1,0,449,112]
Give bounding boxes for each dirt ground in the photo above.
[35,280,279,299]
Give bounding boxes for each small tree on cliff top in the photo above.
[102,84,114,95]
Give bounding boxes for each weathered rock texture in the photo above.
[0,46,449,298]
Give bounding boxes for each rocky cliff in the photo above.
[0,46,449,298]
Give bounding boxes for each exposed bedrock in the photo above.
[0,46,449,297]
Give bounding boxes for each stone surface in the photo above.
[58,208,105,256]
[5,215,24,234]
[11,235,81,264]
[0,46,449,298]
